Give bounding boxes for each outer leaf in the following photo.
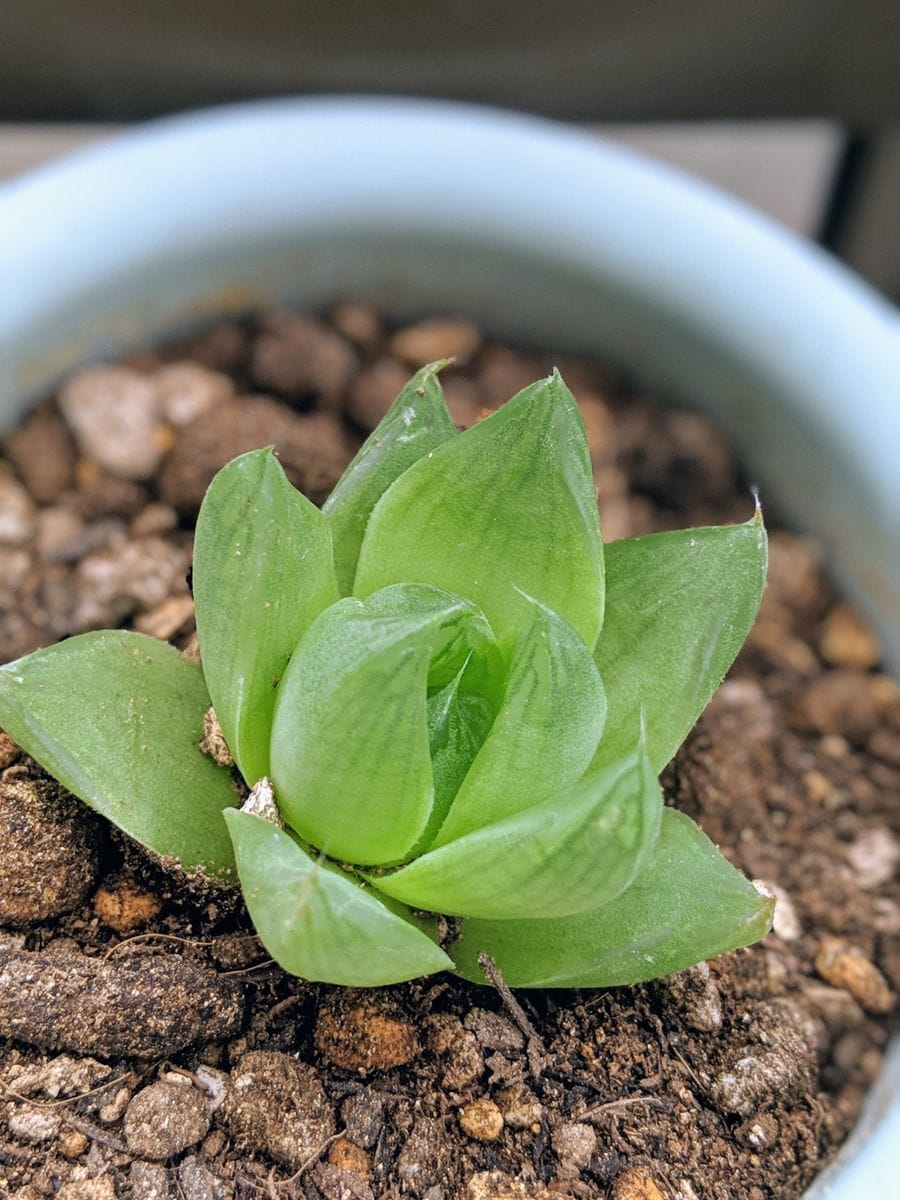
[0,631,236,875]
[270,585,499,866]
[194,448,338,784]
[323,360,457,594]
[592,518,767,773]
[449,808,774,987]
[225,810,452,985]
[370,750,661,919]
[432,600,605,847]
[354,371,605,649]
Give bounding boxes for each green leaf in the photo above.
[449,808,774,987]
[431,600,605,847]
[354,371,604,649]
[225,810,452,985]
[0,631,237,875]
[416,668,495,852]
[592,518,767,773]
[193,448,338,784]
[270,585,499,866]
[370,750,661,919]
[323,360,457,594]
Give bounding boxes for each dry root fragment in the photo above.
[199,706,234,767]
[240,776,283,827]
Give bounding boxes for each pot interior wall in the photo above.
[2,224,898,668]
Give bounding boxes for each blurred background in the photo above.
[2,0,898,299]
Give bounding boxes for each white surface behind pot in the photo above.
[0,98,897,1195]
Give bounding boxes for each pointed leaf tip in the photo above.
[354,372,604,648]
[324,361,457,594]
[226,809,452,985]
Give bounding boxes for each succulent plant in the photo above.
[0,362,772,986]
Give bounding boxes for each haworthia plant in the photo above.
[0,363,773,987]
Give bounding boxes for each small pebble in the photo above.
[251,310,357,401]
[710,1023,813,1116]
[0,473,36,544]
[793,671,884,742]
[199,706,234,768]
[464,1008,525,1053]
[156,362,234,426]
[310,1162,375,1200]
[134,594,196,640]
[0,948,243,1058]
[342,1091,385,1150]
[59,365,168,480]
[178,1155,220,1200]
[6,1105,61,1141]
[99,1084,131,1123]
[660,962,723,1029]
[814,938,895,1014]
[551,1120,596,1172]
[315,993,420,1073]
[390,317,481,367]
[819,604,882,669]
[221,1050,335,1171]
[346,359,410,430]
[330,303,384,348]
[125,1081,211,1160]
[3,405,77,503]
[59,1128,90,1158]
[328,1134,372,1178]
[130,1161,171,1200]
[4,1054,111,1100]
[459,1097,504,1142]
[845,827,900,890]
[611,1165,668,1200]
[0,772,102,926]
[57,1178,116,1200]
[94,881,162,932]
[396,1116,448,1189]
[494,1083,544,1131]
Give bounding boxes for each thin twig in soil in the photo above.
[103,931,213,959]
[477,951,546,1079]
[0,1072,130,1109]
[61,1112,128,1153]
[262,1130,345,1191]
[577,1095,669,1123]
[220,958,279,979]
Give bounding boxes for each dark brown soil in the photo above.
[0,308,897,1200]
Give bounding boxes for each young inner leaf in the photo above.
[370,748,661,919]
[354,371,605,650]
[431,598,606,848]
[270,585,500,866]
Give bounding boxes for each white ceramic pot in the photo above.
[0,98,897,1196]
